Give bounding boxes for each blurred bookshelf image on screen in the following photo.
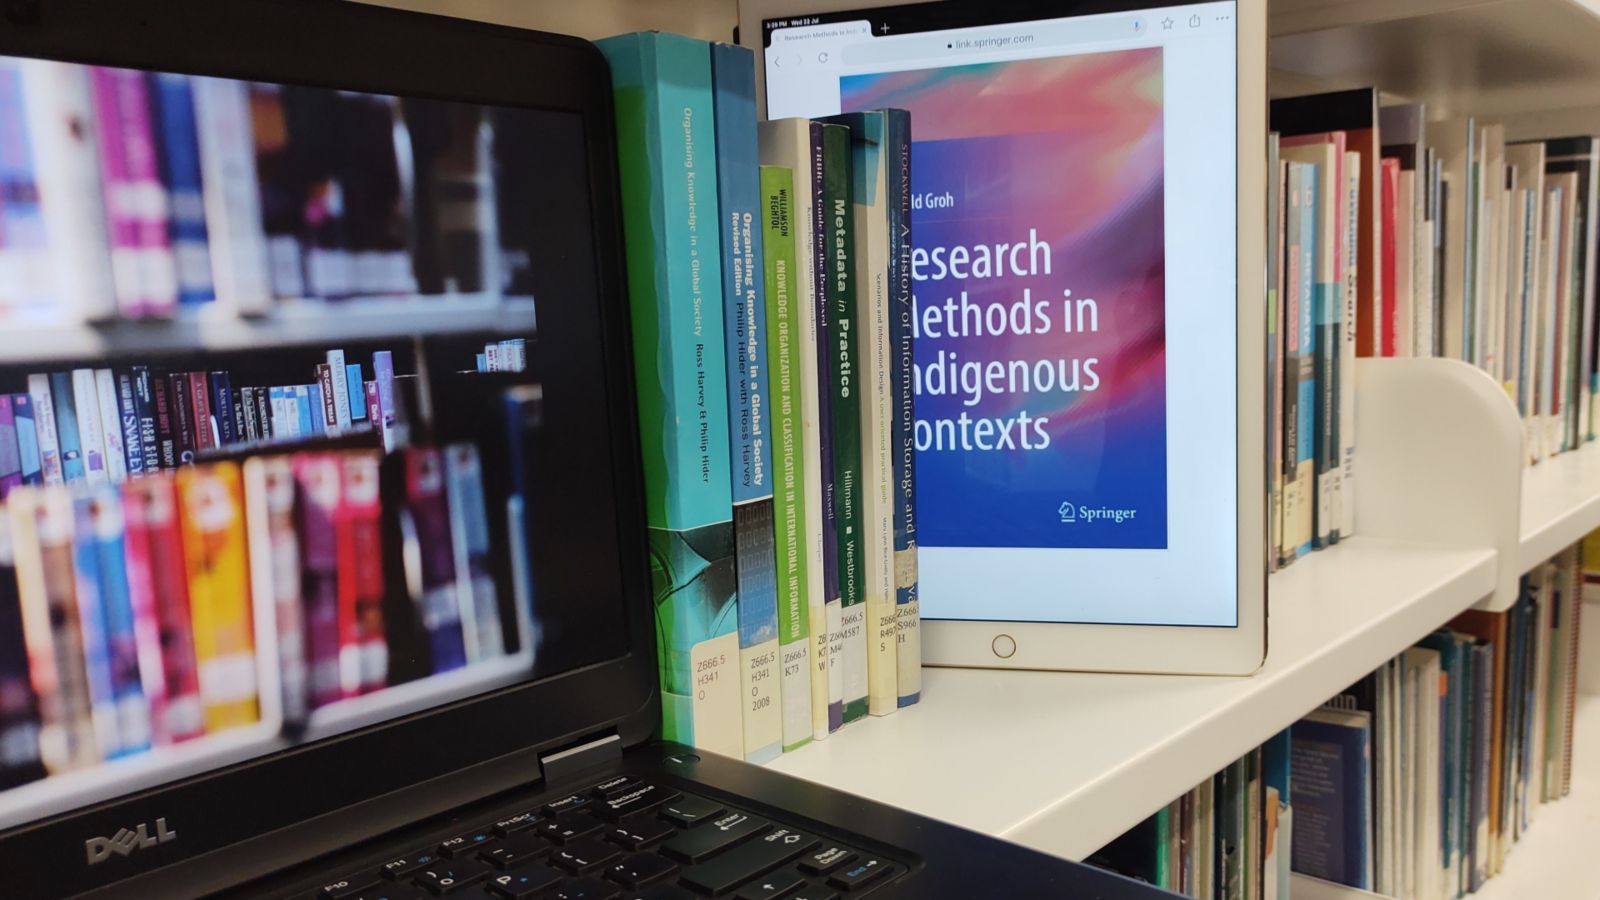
[0,56,607,827]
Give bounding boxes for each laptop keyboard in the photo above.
[301,777,905,900]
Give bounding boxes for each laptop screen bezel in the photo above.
[0,1,658,896]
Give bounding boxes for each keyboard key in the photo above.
[827,858,894,892]
[483,864,563,899]
[492,812,540,836]
[605,852,678,887]
[538,812,605,844]
[797,846,856,876]
[413,858,492,895]
[678,827,819,896]
[322,871,381,896]
[590,775,635,799]
[788,887,840,900]
[341,889,426,900]
[384,852,443,880]
[552,837,622,874]
[481,833,554,869]
[606,818,675,851]
[734,867,806,900]
[544,793,593,816]
[622,885,696,900]
[597,783,679,821]
[657,795,724,829]
[552,877,621,900]
[440,831,498,857]
[661,811,770,864]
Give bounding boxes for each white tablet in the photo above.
[740,0,1267,674]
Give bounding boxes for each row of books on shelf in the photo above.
[0,348,409,497]
[0,439,515,790]
[1266,88,1600,572]
[1091,536,1591,900]
[596,33,921,762]
[0,56,536,326]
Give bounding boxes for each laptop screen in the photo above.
[760,0,1242,628]
[0,57,630,831]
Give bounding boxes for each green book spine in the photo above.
[597,32,741,757]
[820,123,867,725]
[761,164,813,752]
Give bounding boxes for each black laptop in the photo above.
[0,2,1173,897]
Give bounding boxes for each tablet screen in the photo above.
[762,0,1239,626]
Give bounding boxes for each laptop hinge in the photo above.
[539,733,623,784]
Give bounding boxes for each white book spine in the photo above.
[92,369,128,484]
[19,60,116,322]
[326,349,352,432]
[192,76,274,315]
[26,373,65,485]
[70,369,108,485]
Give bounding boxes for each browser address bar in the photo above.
[841,12,1150,67]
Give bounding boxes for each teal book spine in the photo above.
[597,32,741,757]
[761,164,813,752]
[1295,165,1317,559]
[710,42,781,764]
[819,122,868,726]
[883,108,920,708]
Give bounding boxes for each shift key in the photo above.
[661,811,770,864]
[679,827,819,896]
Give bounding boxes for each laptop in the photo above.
[0,1,1176,897]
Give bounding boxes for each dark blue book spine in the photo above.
[1469,641,1493,891]
[115,372,145,476]
[150,73,215,306]
[883,108,919,708]
[49,372,86,482]
[11,394,41,486]
[809,121,843,733]
[209,372,236,446]
[1290,715,1372,888]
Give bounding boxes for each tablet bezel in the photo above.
[739,0,1267,675]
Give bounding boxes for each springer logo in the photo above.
[84,818,177,865]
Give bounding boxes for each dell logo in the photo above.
[84,818,177,865]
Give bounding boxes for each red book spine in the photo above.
[340,453,386,693]
[119,482,169,744]
[1381,157,1399,357]
[127,477,203,741]
[188,372,215,451]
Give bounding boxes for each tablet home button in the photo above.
[992,634,1017,659]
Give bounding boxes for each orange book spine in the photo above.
[176,463,259,731]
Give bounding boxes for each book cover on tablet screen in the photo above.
[841,49,1168,552]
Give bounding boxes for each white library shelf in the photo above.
[0,293,537,365]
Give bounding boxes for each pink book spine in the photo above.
[120,485,170,745]
[88,68,144,319]
[113,71,178,317]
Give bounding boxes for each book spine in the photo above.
[0,61,52,317]
[444,443,503,663]
[188,372,215,451]
[363,381,381,431]
[1294,166,1316,558]
[116,68,179,317]
[176,463,259,730]
[209,371,236,447]
[126,478,202,741]
[345,364,367,423]
[812,122,844,733]
[339,453,388,693]
[69,369,108,485]
[402,448,467,673]
[86,68,161,317]
[68,491,120,757]
[254,384,273,441]
[168,373,195,461]
[26,376,64,486]
[152,375,179,468]
[118,479,169,744]
[116,372,146,477]
[316,365,338,434]
[150,73,215,306]
[245,458,307,724]
[52,371,89,484]
[86,488,151,754]
[295,455,343,708]
[11,394,42,487]
[248,83,306,300]
[93,369,128,484]
[760,164,813,752]
[884,109,920,708]
[9,489,99,771]
[373,351,399,451]
[821,123,868,725]
[18,60,116,321]
[294,385,315,438]
[1340,151,1359,540]
[1314,157,1341,549]
[0,398,20,498]
[597,32,741,756]
[0,510,43,784]
[711,43,782,763]
[240,387,259,442]
[192,75,272,314]
[327,349,353,433]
